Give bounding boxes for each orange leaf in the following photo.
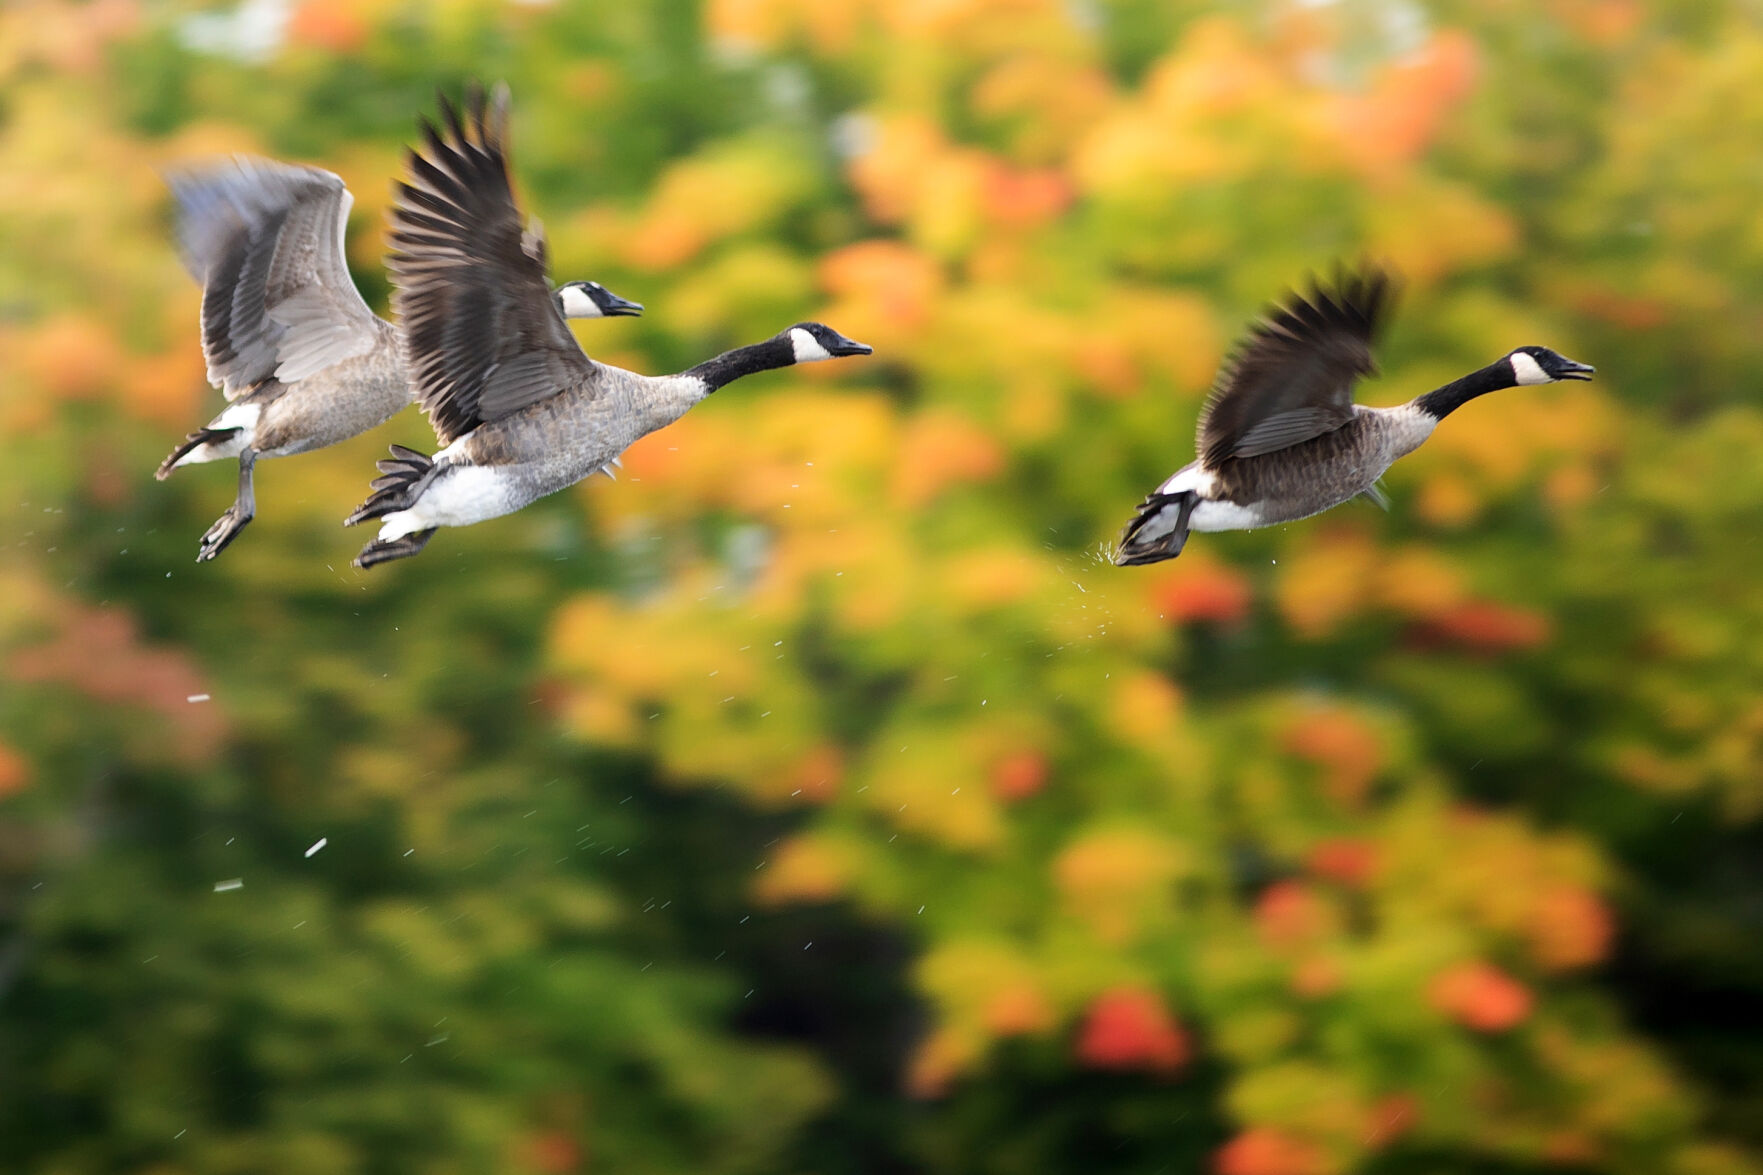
[1075,986,1188,1074]
[1281,705,1384,807]
[1528,886,1614,972]
[1305,838,1379,887]
[1413,600,1552,654]
[1428,961,1533,1032]
[289,0,368,52]
[1253,880,1332,950]
[990,749,1049,802]
[1149,558,1252,626]
[0,742,29,798]
[1214,1128,1328,1175]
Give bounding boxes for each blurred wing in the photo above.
[167,157,379,398]
[1196,266,1394,466]
[387,82,595,447]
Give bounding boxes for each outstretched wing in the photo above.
[167,157,380,398]
[387,82,596,447]
[1195,266,1394,467]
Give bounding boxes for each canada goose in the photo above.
[1113,267,1594,566]
[155,157,642,561]
[345,85,872,569]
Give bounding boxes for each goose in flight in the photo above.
[156,156,641,561]
[346,84,872,569]
[1114,266,1593,565]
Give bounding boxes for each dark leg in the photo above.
[1163,491,1197,558]
[1114,490,1197,566]
[353,527,438,570]
[197,447,257,562]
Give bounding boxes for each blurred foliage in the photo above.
[3,0,1763,1172]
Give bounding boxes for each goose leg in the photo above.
[197,448,257,562]
[1162,491,1197,558]
[353,527,438,570]
[1115,490,1198,566]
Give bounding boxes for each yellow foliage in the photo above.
[1074,18,1329,197]
[1228,1059,1376,1153]
[904,1024,980,1098]
[942,547,1054,612]
[660,244,814,337]
[0,0,141,77]
[1274,528,1378,638]
[124,347,208,429]
[970,55,1115,164]
[1366,175,1517,286]
[917,939,1054,1037]
[1105,671,1185,746]
[1381,800,1613,973]
[15,313,122,403]
[754,833,858,905]
[847,114,945,226]
[556,685,639,745]
[875,0,1079,55]
[1413,470,1484,528]
[891,409,1005,507]
[1376,546,1468,621]
[621,137,814,271]
[1054,826,1188,944]
[861,740,1004,852]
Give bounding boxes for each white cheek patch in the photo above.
[789,327,833,363]
[558,285,601,318]
[1509,351,1551,385]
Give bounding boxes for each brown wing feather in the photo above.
[387,82,594,446]
[1196,266,1394,468]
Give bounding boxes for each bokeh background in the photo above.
[4,0,1763,1172]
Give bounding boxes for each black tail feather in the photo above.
[354,527,437,569]
[345,444,437,526]
[1114,491,1197,566]
[155,427,239,481]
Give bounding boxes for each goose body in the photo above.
[156,158,640,561]
[346,85,871,569]
[1114,268,1593,565]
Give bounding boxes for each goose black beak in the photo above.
[1557,357,1595,380]
[825,330,873,357]
[601,292,644,317]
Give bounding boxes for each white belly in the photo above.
[1188,498,1266,532]
[376,463,524,540]
[1154,464,1266,532]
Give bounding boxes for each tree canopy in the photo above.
[3,1,1762,1172]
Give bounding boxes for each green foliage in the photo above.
[3,1,1763,1172]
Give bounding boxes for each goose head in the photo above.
[1507,346,1595,386]
[786,322,873,363]
[555,280,644,320]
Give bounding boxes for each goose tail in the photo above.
[1114,491,1197,566]
[155,427,242,480]
[345,444,437,526]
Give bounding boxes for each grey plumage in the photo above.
[156,157,408,561]
[1114,266,1593,566]
[348,84,871,569]
[158,153,643,563]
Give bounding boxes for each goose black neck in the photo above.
[1414,361,1516,421]
[685,335,795,394]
